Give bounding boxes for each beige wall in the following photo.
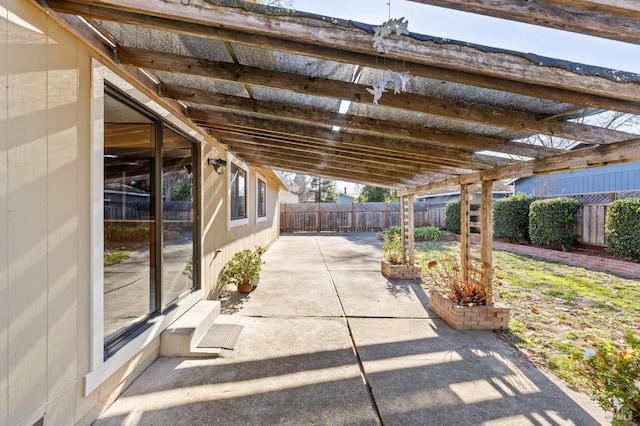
[0,1,281,424]
[1,1,91,423]
[201,142,282,298]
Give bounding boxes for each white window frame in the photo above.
[256,173,267,223]
[227,151,249,229]
[85,60,203,397]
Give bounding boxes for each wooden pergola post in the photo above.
[481,180,494,305]
[460,183,471,284]
[400,194,415,265]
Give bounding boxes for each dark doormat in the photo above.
[197,324,244,350]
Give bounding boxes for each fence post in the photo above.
[317,203,321,233]
[282,203,287,233]
[351,203,355,232]
[384,202,389,228]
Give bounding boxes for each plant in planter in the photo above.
[425,256,491,306]
[424,256,510,330]
[220,246,265,293]
[382,233,403,264]
[381,234,421,279]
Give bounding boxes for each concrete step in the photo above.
[160,300,222,357]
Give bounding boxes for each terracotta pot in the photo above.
[237,281,253,294]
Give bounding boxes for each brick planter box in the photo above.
[381,260,422,279]
[428,289,510,331]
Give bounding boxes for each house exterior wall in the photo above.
[0,1,281,425]
[515,162,640,196]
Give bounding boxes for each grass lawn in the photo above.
[415,240,640,392]
[104,248,130,267]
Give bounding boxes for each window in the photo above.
[257,176,267,221]
[102,86,198,358]
[230,163,247,221]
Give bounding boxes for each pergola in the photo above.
[44,0,640,304]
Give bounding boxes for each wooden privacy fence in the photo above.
[281,201,613,247]
[280,202,445,233]
[577,204,607,246]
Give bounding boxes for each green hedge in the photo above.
[444,199,461,233]
[493,193,534,243]
[605,198,640,261]
[105,225,149,242]
[529,197,580,250]
[381,225,442,240]
[444,198,479,233]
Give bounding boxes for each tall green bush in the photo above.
[444,198,479,234]
[104,225,149,242]
[529,197,580,250]
[605,198,640,261]
[444,199,461,233]
[493,193,534,243]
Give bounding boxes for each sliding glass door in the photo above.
[102,87,198,357]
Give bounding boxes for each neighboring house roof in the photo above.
[338,193,356,203]
[278,188,300,204]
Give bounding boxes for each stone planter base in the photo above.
[381,260,422,279]
[429,289,510,331]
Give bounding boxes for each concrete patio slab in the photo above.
[315,233,383,271]
[237,271,344,317]
[332,271,433,318]
[95,233,608,425]
[349,317,606,425]
[94,317,378,426]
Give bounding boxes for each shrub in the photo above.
[444,199,461,233]
[576,330,640,424]
[424,256,495,306]
[493,193,534,243]
[529,197,580,250]
[380,225,401,236]
[382,233,403,264]
[444,198,480,234]
[381,225,442,241]
[605,198,640,261]
[414,226,442,241]
[104,225,149,242]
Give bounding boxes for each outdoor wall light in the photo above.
[208,157,227,175]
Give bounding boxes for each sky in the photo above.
[277,0,640,193]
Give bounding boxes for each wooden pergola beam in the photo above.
[118,47,636,146]
[406,0,640,45]
[49,0,640,115]
[209,125,485,175]
[225,144,430,185]
[209,128,458,177]
[228,150,417,188]
[48,0,640,105]
[189,108,516,170]
[400,136,640,195]
[164,84,561,158]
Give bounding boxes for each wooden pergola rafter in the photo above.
[43,0,640,305]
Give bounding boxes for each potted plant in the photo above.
[380,233,421,279]
[424,256,510,330]
[220,246,265,293]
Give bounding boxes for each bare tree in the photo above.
[258,0,295,9]
[522,111,640,151]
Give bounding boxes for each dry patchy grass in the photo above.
[416,240,640,391]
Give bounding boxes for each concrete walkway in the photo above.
[95,233,607,425]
